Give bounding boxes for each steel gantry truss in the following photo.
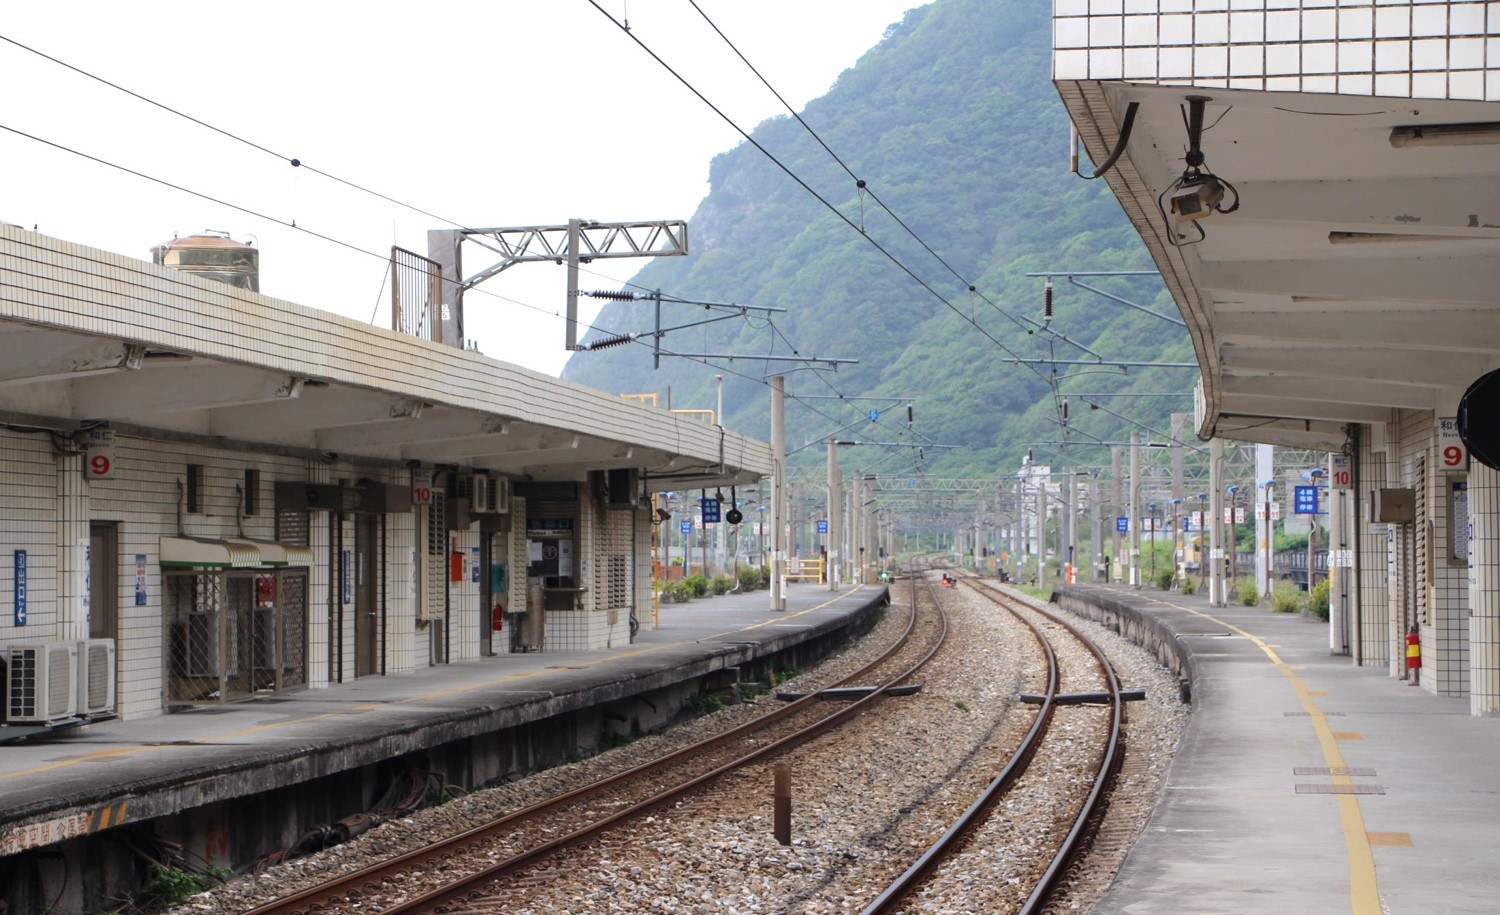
[428,219,689,351]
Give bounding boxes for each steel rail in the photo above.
[1017,594,1125,915]
[248,575,938,915]
[387,563,945,914]
[860,576,1061,915]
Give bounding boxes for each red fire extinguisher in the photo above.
[492,603,505,632]
[1406,626,1420,676]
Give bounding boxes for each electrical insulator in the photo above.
[907,404,914,425]
[1043,281,1054,323]
[587,289,638,301]
[585,333,635,350]
[1061,400,1069,422]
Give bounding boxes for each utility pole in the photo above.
[1111,446,1123,583]
[769,376,786,611]
[1210,437,1226,606]
[1130,432,1141,588]
[1036,481,1048,591]
[827,439,841,592]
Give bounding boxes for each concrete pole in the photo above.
[1256,443,1274,599]
[1067,470,1079,585]
[1111,446,1123,582]
[1013,481,1023,584]
[827,439,840,592]
[1036,482,1048,591]
[1210,437,1226,606]
[769,376,786,611]
[1090,479,1103,582]
[1130,432,1141,588]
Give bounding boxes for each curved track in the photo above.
[248,577,944,915]
[862,577,1124,915]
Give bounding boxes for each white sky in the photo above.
[0,1,928,376]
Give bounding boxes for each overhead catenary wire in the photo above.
[0,31,890,440]
[586,1,1059,389]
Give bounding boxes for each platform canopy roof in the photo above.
[0,225,771,492]
[1056,47,1500,451]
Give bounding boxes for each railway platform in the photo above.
[0,582,886,865]
[1054,582,1496,915]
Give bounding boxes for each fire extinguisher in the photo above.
[1405,625,1420,677]
[492,603,505,632]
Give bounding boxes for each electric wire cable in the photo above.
[683,1,1045,341]
[586,1,1057,388]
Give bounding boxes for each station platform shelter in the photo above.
[0,224,772,731]
[1052,2,1500,714]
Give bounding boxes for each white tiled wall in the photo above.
[1468,460,1500,714]
[1054,0,1500,101]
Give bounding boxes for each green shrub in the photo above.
[1236,578,1261,606]
[140,864,208,907]
[668,580,694,602]
[710,574,734,595]
[1270,583,1303,613]
[1307,577,1330,619]
[1155,568,1175,591]
[1179,576,1197,596]
[684,573,710,598]
[686,691,724,714]
[738,566,763,591]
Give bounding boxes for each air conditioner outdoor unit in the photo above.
[77,638,116,717]
[471,475,510,514]
[6,641,79,725]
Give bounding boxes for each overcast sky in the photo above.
[0,1,928,376]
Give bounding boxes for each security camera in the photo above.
[1169,173,1225,223]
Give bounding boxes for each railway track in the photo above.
[246,573,945,915]
[855,577,1124,914]
[237,571,1132,914]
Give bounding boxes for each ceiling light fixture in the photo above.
[1389,122,1500,148]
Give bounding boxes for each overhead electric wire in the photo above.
[586,1,1057,389]
[0,36,874,440]
[683,0,1041,341]
[0,33,474,236]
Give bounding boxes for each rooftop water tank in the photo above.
[151,231,258,292]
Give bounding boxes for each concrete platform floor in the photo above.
[1061,584,1499,915]
[0,581,886,857]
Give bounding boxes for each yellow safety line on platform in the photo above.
[1137,593,1380,915]
[1,587,871,779]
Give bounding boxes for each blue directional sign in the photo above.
[701,497,721,523]
[1115,516,1129,533]
[1294,485,1319,515]
[680,519,693,536]
[13,550,26,626]
[817,519,829,535]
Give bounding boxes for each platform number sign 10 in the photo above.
[1438,417,1468,471]
[411,470,433,505]
[1330,453,1351,491]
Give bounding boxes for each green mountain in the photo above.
[562,0,1195,481]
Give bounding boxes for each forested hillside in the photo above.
[562,0,1195,478]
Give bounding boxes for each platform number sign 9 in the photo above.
[84,427,116,480]
[1438,417,1468,470]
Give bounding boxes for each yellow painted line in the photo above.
[3,587,872,779]
[1136,593,1381,915]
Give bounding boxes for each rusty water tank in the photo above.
[151,231,258,292]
